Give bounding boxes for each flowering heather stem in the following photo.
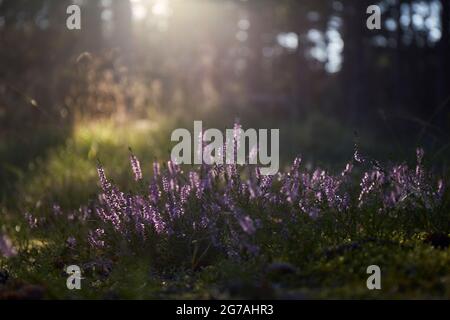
[129,147,143,181]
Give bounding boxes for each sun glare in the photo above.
[152,0,172,17]
[130,0,171,21]
[129,0,147,21]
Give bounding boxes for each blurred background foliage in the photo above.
[0,0,449,210]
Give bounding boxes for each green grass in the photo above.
[9,117,175,210]
[2,226,449,299]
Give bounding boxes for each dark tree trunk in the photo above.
[340,0,369,124]
[84,0,103,52]
[437,0,450,121]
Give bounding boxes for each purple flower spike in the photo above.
[97,162,111,191]
[129,148,143,181]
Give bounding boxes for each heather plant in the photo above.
[20,130,447,274]
[0,127,448,299]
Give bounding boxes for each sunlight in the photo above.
[277,32,299,50]
[130,0,147,21]
[152,0,172,17]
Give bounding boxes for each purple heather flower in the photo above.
[341,162,353,177]
[238,215,256,235]
[260,175,273,191]
[167,160,180,176]
[97,163,111,191]
[52,204,62,216]
[88,228,105,249]
[66,236,77,249]
[416,148,424,164]
[248,145,258,163]
[149,181,160,204]
[169,178,178,193]
[78,206,92,221]
[129,148,143,181]
[96,207,121,232]
[135,221,146,239]
[354,148,364,163]
[0,234,17,258]
[437,179,444,199]
[180,185,192,204]
[291,157,302,176]
[162,175,170,193]
[125,193,134,221]
[148,205,166,234]
[24,212,38,229]
[189,171,199,188]
[153,162,160,179]
[299,200,320,219]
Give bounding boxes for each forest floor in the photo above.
[0,117,449,299]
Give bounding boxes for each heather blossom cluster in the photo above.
[20,132,445,261]
[355,148,444,211]
[70,143,442,258]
